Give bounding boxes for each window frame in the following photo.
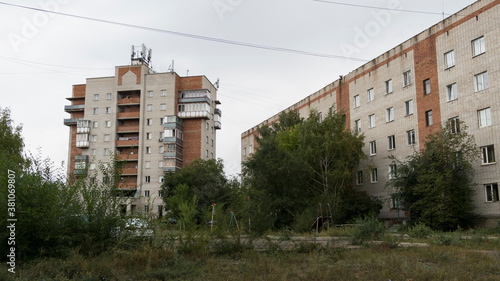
[369,141,377,156]
[354,95,360,108]
[386,107,394,122]
[385,79,393,95]
[485,183,499,202]
[367,88,374,102]
[388,135,396,150]
[425,110,433,126]
[472,36,485,57]
[371,168,378,183]
[481,145,496,165]
[478,107,492,128]
[447,83,458,101]
[423,79,431,95]
[403,70,412,87]
[356,171,364,185]
[474,71,488,92]
[368,114,375,128]
[444,50,455,69]
[407,129,416,145]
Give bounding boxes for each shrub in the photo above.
[349,216,385,245]
[409,222,433,238]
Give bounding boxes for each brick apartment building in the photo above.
[241,0,500,225]
[64,45,221,216]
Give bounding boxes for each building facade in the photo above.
[65,45,221,216]
[242,0,500,225]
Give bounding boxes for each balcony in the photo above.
[178,96,210,104]
[117,111,140,119]
[214,121,221,130]
[116,153,138,161]
[64,118,82,126]
[122,168,138,175]
[164,137,183,146]
[64,105,85,112]
[118,183,137,190]
[117,97,140,106]
[178,110,210,119]
[76,140,90,148]
[116,138,139,147]
[116,125,139,133]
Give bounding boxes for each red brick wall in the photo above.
[179,76,203,90]
[414,36,441,147]
[182,119,202,167]
[117,66,141,85]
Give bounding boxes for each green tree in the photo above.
[387,121,479,231]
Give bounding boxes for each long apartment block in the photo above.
[241,0,500,225]
[64,45,221,216]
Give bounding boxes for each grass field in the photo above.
[3,226,500,280]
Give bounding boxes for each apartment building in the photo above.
[64,45,221,216]
[241,0,500,225]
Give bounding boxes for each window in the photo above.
[485,184,499,202]
[104,148,110,155]
[146,132,152,140]
[91,135,97,142]
[407,130,415,145]
[371,168,378,183]
[106,93,112,100]
[105,121,111,128]
[356,171,363,185]
[449,117,460,134]
[391,197,399,209]
[158,176,164,183]
[104,134,110,141]
[447,83,457,101]
[104,107,111,114]
[243,147,247,156]
[385,79,393,94]
[388,135,396,150]
[147,104,153,111]
[146,147,151,154]
[158,161,163,168]
[478,108,492,127]
[354,119,361,133]
[92,121,98,128]
[368,114,375,128]
[144,205,149,213]
[403,70,412,87]
[160,103,166,111]
[423,79,431,95]
[206,122,209,130]
[206,136,209,144]
[386,107,394,122]
[405,100,413,116]
[474,71,488,92]
[145,161,150,169]
[160,89,166,97]
[159,146,164,153]
[367,88,374,102]
[425,110,433,126]
[354,95,360,108]
[472,36,485,56]
[206,150,209,158]
[249,144,253,154]
[145,176,150,183]
[389,164,397,179]
[93,107,99,115]
[147,118,152,126]
[444,50,455,69]
[147,90,153,98]
[481,145,496,164]
[91,149,96,156]
[93,94,99,101]
[318,112,323,123]
[369,141,377,156]
[211,139,214,147]
[89,163,96,170]
[159,132,163,139]
[145,190,150,197]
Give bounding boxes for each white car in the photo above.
[123,218,153,236]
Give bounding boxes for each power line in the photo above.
[0,1,369,62]
[312,0,455,16]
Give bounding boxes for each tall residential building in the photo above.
[64,45,221,216]
[242,0,500,226]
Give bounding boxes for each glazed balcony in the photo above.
[178,110,210,119]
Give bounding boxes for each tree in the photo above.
[161,159,230,224]
[243,109,379,231]
[387,121,479,231]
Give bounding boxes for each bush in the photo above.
[349,217,385,245]
[409,222,433,238]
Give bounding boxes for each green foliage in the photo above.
[409,222,433,238]
[243,109,378,231]
[387,121,479,231]
[349,216,385,245]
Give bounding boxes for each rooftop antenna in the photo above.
[187,69,189,77]
[131,44,152,67]
[215,78,220,89]
[168,60,174,73]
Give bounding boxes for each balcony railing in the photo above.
[116,153,138,161]
[117,112,140,119]
[76,140,90,148]
[64,105,85,112]
[117,97,140,105]
[116,125,139,133]
[214,121,221,129]
[121,168,138,175]
[116,139,139,147]
[64,118,82,125]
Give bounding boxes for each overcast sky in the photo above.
[0,0,477,177]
